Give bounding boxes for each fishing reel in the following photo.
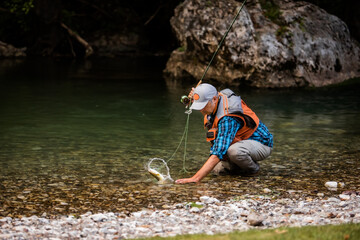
[180,95,191,105]
[180,95,192,114]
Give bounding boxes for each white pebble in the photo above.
[190,207,200,213]
[90,213,107,222]
[339,194,351,201]
[200,196,220,204]
[263,188,272,194]
[325,181,337,189]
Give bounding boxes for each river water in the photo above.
[0,57,359,218]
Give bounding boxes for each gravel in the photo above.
[0,193,359,239]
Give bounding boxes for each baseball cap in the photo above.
[190,83,218,110]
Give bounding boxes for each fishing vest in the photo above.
[204,89,259,145]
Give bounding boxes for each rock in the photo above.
[302,216,314,224]
[339,194,351,201]
[90,33,139,57]
[327,197,341,203]
[342,191,360,196]
[132,212,143,218]
[325,181,338,190]
[189,207,200,213]
[0,41,26,57]
[90,213,108,222]
[199,196,220,204]
[287,190,297,194]
[263,188,272,194]
[175,203,184,208]
[164,0,360,88]
[247,212,265,226]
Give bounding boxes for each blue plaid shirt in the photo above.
[210,116,273,160]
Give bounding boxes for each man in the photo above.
[175,83,273,184]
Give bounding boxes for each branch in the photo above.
[144,5,163,26]
[60,22,93,57]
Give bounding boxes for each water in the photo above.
[0,57,359,217]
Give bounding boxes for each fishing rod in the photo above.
[180,0,248,106]
[165,0,248,173]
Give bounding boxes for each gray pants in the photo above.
[213,140,272,176]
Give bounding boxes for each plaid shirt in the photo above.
[210,116,273,160]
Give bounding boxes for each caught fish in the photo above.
[148,168,165,182]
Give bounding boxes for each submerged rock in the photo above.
[325,181,338,189]
[164,0,360,87]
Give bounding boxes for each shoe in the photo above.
[240,170,260,177]
[211,161,231,176]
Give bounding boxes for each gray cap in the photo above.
[190,83,218,110]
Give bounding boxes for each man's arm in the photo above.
[175,117,241,184]
[175,155,220,184]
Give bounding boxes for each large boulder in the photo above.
[164,0,360,87]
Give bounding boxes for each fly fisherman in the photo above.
[175,83,273,184]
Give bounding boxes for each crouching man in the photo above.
[176,83,273,184]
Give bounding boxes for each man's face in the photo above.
[200,96,217,115]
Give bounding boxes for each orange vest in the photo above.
[204,90,259,145]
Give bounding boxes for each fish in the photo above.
[148,168,165,182]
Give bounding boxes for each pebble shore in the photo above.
[1,193,359,239]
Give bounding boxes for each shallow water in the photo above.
[0,57,359,218]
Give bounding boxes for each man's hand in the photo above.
[188,87,195,99]
[175,177,199,184]
[175,155,220,184]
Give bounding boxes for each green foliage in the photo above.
[206,1,213,6]
[177,45,186,52]
[5,0,34,15]
[259,0,282,25]
[297,17,306,32]
[276,26,289,38]
[0,0,34,41]
[187,202,203,208]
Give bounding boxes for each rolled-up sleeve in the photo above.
[210,116,241,160]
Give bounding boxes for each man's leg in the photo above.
[226,140,272,175]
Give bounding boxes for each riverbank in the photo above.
[1,193,359,239]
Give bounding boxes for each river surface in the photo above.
[0,57,359,218]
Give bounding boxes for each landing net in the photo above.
[146,158,174,183]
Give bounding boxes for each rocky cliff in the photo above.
[164,0,360,87]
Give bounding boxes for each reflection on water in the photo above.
[0,57,359,218]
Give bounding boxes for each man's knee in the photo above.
[227,144,250,162]
[226,142,259,173]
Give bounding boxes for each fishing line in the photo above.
[166,110,191,172]
[148,0,248,178]
[146,110,190,179]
